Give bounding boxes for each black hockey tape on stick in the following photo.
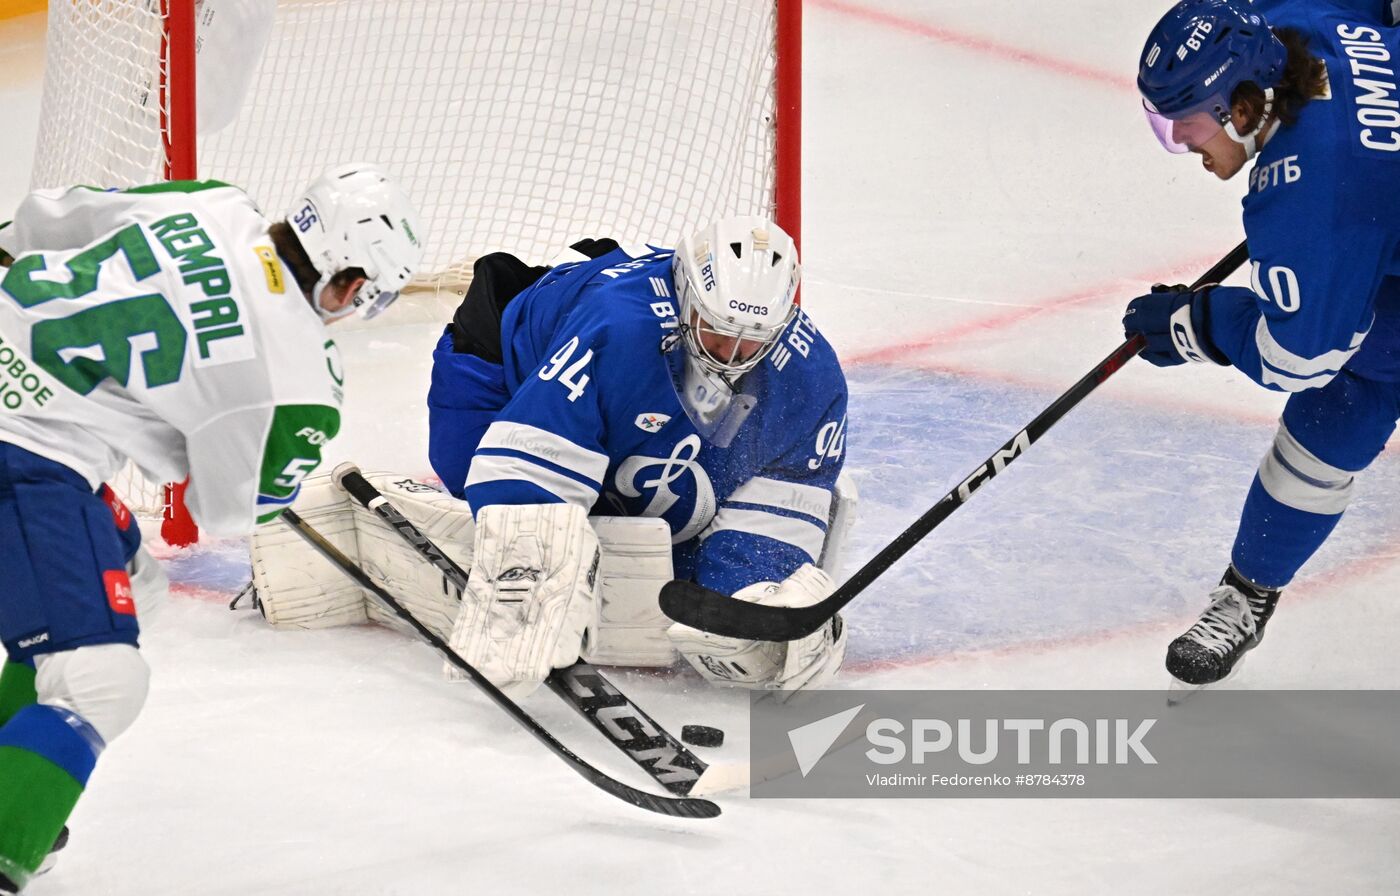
[328,465,710,799]
[280,507,718,819]
[660,240,1251,642]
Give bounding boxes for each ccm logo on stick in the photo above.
[956,430,1031,501]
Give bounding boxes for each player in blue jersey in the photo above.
[1122,0,1400,686]
[427,217,851,695]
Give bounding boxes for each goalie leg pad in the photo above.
[250,473,368,629]
[352,475,474,641]
[446,503,599,697]
[582,517,675,667]
[668,564,847,691]
[250,472,474,636]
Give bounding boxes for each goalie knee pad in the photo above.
[33,644,150,746]
[668,564,847,691]
[1257,423,1356,515]
[446,503,599,697]
[582,517,675,667]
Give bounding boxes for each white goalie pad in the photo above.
[250,473,367,629]
[446,503,600,697]
[250,471,473,636]
[668,564,847,691]
[582,517,675,667]
[818,470,858,578]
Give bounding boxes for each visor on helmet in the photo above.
[1143,95,1231,153]
[355,284,401,320]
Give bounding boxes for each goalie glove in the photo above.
[445,503,600,697]
[667,564,847,691]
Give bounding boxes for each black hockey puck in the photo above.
[681,724,724,748]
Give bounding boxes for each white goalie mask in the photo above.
[665,216,800,447]
[286,163,424,321]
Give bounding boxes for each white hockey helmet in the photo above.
[672,215,801,377]
[286,163,424,320]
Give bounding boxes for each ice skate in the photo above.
[1166,567,1280,700]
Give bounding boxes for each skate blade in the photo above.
[1165,654,1249,707]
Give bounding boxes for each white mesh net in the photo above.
[30,0,785,528]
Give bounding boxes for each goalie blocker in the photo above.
[251,470,856,692]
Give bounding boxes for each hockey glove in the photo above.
[1122,283,1228,367]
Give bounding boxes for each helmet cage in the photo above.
[672,251,797,378]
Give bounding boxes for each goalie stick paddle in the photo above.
[280,508,719,820]
[660,240,1251,642]
[330,464,710,798]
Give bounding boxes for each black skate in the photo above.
[1166,566,1280,688]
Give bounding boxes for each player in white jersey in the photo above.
[0,164,422,893]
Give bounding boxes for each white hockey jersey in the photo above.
[0,181,343,536]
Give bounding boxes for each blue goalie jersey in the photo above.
[430,245,848,596]
[1203,0,1400,389]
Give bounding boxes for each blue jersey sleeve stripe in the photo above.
[477,421,609,482]
[466,479,569,509]
[465,453,600,507]
[699,507,826,560]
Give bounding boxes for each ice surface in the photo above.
[1,2,1397,893]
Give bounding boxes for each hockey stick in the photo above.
[329,464,710,798]
[659,240,1251,641]
[280,508,719,819]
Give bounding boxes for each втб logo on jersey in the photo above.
[615,434,716,541]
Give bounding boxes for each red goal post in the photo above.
[30,0,802,546]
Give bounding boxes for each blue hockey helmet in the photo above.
[1138,0,1286,152]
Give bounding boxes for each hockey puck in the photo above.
[681,725,725,748]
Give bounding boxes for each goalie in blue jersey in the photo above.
[1122,0,1400,686]
[253,217,853,696]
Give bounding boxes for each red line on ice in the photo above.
[843,248,1230,367]
[812,0,1137,93]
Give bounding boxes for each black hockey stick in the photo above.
[280,508,719,819]
[329,464,709,797]
[660,240,1251,641]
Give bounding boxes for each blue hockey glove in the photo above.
[1122,283,1227,367]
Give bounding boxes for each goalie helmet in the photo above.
[666,216,800,447]
[672,216,800,376]
[286,163,424,320]
[1138,0,1286,154]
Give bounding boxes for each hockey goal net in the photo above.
[30,0,801,545]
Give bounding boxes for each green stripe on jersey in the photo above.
[257,404,341,523]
